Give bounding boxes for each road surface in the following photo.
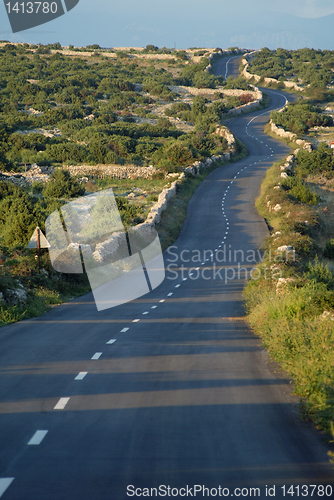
[0,60,333,500]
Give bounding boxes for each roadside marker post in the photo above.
[27,227,50,274]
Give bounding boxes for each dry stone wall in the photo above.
[242,52,304,92]
[60,164,157,180]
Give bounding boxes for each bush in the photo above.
[42,169,85,199]
[281,176,319,205]
[323,239,334,260]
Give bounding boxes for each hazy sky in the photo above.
[1,0,334,49]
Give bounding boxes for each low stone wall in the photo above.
[269,120,312,149]
[169,84,261,100]
[241,53,304,92]
[227,98,263,116]
[60,164,157,180]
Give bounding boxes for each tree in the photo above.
[43,169,85,199]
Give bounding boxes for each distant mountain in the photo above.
[0,3,333,51]
[225,12,334,50]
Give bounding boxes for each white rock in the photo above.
[277,245,294,252]
[321,311,334,321]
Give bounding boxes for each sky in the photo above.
[1,0,334,50]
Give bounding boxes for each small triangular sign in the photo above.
[27,227,50,249]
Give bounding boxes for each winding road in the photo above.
[0,57,333,499]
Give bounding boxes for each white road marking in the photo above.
[167,293,173,297]
[133,319,140,322]
[183,278,187,281]
[142,311,149,315]
[196,267,200,270]
[120,328,129,333]
[0,478,14,498]
[107,339,116,344]
[159,299,165,303]
[75,372,87,380]
[91,352,102,360]
[28,430,48,445]
[54,397,70,410]
[151,305,157,309]
[175,284,180,288]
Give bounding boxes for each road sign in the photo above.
[27,227,50,249]
[27,227,50,274]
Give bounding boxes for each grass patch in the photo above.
[244,149,334,434]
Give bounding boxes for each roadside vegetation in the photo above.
[270,100,333,137]
[248,47,334,99]
[0,42,250,170]
[244,141,334,435]
[0,42,250,326]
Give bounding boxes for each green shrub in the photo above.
[281,176,319,205]
[323,239,334,260]
[42,169,85,199]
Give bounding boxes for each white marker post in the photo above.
[27,227,50,274]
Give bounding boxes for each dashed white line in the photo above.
[159,299,165,303]
[75,372,87,380]
[54,397,70,410]
[28,430,48,445]
[175,284,180,288]
[0,478,14,498]
[91,352,102,360]
[183,278,187,281]
[106,339,116,344]
[133,319,140,323]
[151,305,157,309]
[120,327,129,333]
[142,311,149,315]
[167,293,173,297]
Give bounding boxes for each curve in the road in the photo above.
[0,67,333,499]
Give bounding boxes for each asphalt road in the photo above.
[0,64,333,500]
[213,54,242,80]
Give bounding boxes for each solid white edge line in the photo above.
[0,478,14,498]
[75,372,88,380]
[54,397,70,410]
[28,430,48,445]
